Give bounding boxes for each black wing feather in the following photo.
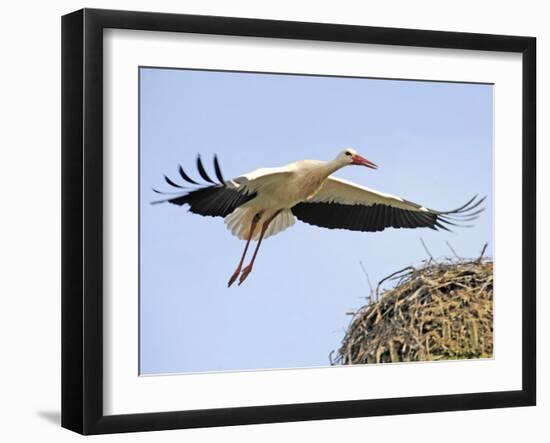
[178,165,200,185]
[196,155,217,184]
[168,186,255,217]
[152,155,255,217]
[213,155,225,184]
[291,196,484,233]
[164,175,186,189]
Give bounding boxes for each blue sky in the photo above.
[139,67,493,375]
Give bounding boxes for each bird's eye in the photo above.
[345,151,352,156]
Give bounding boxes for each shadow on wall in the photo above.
[35,410,60,426]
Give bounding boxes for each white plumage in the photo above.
[224,206,295,240]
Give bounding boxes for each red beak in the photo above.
[352,154,378,169]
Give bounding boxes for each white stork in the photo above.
[153,149,484,287]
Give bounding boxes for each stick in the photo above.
[359,261,374,296]
[477,242,488,262]
[376,266,415,297]
[420,237,435,262]
[446,241,460,260]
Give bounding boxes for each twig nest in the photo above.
[336,259,493,364]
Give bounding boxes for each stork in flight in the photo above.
[152,149,484,287]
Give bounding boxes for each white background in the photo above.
[0,0,545,442]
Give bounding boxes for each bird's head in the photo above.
[337,148,378,169]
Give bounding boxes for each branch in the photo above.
[446,241,461,260]
[420,237,435,262]
[359,261,374,296]
[477,242,488,262]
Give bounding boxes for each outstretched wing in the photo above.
[151,155,257,217]
[151,155,291,218]
[291,176,485,232]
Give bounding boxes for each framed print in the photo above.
[61,8,536,435]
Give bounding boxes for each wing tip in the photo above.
[435,194,487,229]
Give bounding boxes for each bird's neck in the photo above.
[319,159,346,178]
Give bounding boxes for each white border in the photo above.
[103,29,522,415]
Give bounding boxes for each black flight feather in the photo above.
[291,195,485,233]
[196,155,216,184]
[213,155,225,184]
[152,155,256,218]
[178,165,200,185]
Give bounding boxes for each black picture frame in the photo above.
[62,8,536,435]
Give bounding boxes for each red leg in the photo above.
[227,214,260,287]
[238,211,281,286]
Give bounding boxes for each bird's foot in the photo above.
[227,267,242,288]
[238,265,253,286]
